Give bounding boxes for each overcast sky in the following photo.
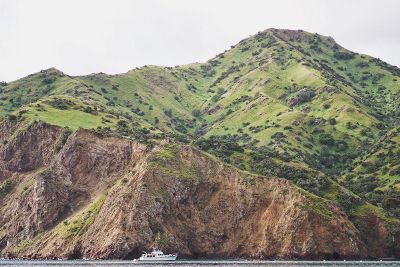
[1,0,399,82]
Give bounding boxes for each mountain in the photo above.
[341,126,400,216]
[0,28,399,259]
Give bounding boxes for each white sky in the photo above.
[1,0,399,82]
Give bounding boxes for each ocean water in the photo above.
[0,260,398,267]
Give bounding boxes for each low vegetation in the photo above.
[1,28,399,223]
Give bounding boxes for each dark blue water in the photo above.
[0,260,398,267]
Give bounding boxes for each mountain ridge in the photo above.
[0,28,399,259]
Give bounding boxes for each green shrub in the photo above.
[288,88,315,107]
[346,122,358,130]
[328,118,337,125]
[0,180,14,198]
[55,127,72,152]
[7,114,17,121]
[334,51,354,60]
[319,133,335,146]
[191,109,202,117]
[48,98,73,110]
[196,135,244,160]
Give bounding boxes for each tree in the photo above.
[319,133,335,146]
[334,51,354,60]
[328,118,337,125]
[191,109,202,117]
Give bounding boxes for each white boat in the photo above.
[138,248,177,261]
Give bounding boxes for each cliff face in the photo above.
[0,122,397,259]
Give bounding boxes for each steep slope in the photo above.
[1,29,399,176]
[341,126,400,217]
[193,29,400,175]
[0,121,398,259]
[1,28,400,259]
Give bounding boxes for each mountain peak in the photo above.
[259,28,338,46]
[40,67,66,76]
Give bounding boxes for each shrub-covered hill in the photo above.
[0,28,399,222]
[341,126,400,217]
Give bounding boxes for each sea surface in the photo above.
[0,260,398,267]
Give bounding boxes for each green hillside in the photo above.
[341,126,400,216]
[1,28,399,218]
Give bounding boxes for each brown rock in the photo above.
[0,122,397,260]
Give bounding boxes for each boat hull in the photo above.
[138,255,177,261]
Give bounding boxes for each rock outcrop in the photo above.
[0,122,398,259]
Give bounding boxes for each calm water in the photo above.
[0,260,398,267]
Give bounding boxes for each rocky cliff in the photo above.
[0,121,398,260]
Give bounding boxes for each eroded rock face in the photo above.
[0,123,147,256]
[0,122,62,174]
[0,122,397,259]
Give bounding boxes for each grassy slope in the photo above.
[340,126,400,216]
[199,30,397,166]
[1,28,399,220]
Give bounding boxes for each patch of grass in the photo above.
[0,180,14,198]
[24,102,106,131]
[298,187,333,219]
[13,239,34,253]
[154,144,177,161]
[149,145,209,181]
[54,195,106,239]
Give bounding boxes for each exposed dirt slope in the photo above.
[0,122,397,259]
